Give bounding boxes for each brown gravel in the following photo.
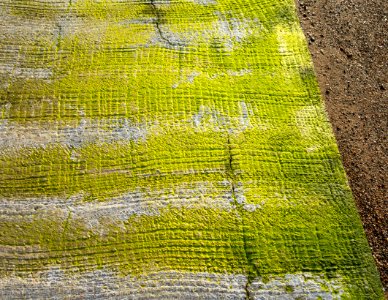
[295,0,388,294]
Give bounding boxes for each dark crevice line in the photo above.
[245,279,253,300]
[149,0,185,48]
[56,23,63,50]
[148,0,184,80]
[225,133,257,300]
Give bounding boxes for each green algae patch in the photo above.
[0,129,231,199]
[0,0,384,298]
[0,205,382,297]
[0,208,247,276]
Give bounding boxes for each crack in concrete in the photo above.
[55,23,63,49]
[225,133,257,300]
[148,0,184,81]
[149,0,185,48]
[244,279,253,300]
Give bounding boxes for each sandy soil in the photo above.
[296,0,388,293]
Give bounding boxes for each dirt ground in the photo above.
[296,0,388,293]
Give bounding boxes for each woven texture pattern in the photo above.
[0,0,383,298]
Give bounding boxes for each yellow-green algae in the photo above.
[0,205,380,297]
[0,0,384,298]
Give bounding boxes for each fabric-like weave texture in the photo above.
[0,0,384,298]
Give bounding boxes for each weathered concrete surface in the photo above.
[0,0,383,298]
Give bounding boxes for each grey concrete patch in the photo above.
[0,269,349,300]
[187,0,217,5]
[250,273,347,299]
[0,181,235,233]
[0,269,248,299]
[0,65,53,80]
[0,118,148,149]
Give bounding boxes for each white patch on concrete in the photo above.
[0,269,248,299]
[0,118,148,149]
[187,0,217,5]
[0,65,53,80]
[0,181,236,233]
[0,269,349,299]
[145,12,264,52]
[227,69,252,77]
[192,105,228,129]
[148,25,188,49]
[239,101,251,129]
[226,181,261,211]
[172,71,201,88]
[191,103,257,132]
[250,273,347,299]
[209,69,252,80]
[55,15,93,39]
[215,14,264,51]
